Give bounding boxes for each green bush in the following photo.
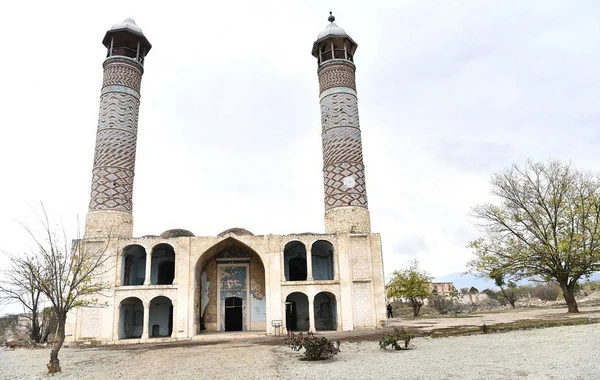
[284,332,340,361]
[379,328,413,350]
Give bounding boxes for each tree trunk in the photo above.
[559,280,579,313]
[411,298,422,317]
[499,286,516,308]
[30,309,42,343]
[48,319,65,373]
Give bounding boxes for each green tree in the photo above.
[386,260,432,317]
[468,160,600,313]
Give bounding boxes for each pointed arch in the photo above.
[194,237,266,333]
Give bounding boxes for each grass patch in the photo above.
[429,317,600,338]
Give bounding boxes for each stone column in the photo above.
[144,251,152,285]
[308,297,315,333]
[306,245,314,281]
[142,301,150,339]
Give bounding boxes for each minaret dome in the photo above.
[102,18,152,65]
[311,12,357,65]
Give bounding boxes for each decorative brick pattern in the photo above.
[317,51,370,233]
[97,92,140,134]
[318,63,356,93]
[319,92,368,210]
[89,166,134,211]
[92,128,137,169]
[320,93,359,132]
[322,127,363,166]
[102,59,142,92]
[88,59,143,214]
[323,162,368,209]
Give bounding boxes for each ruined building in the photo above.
[66,14,386,343]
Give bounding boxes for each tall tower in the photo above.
[84,19,151,239]
[312,13,371,234]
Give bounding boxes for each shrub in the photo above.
[431,295,455,314]
[379,328,413,350]
[284,332,340,361]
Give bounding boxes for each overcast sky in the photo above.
[1,0,599,312]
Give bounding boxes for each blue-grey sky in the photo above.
[1,0,599,314]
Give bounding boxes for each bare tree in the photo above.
[0,252,46,343]
[10,206,111,373]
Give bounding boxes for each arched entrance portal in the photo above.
[194,237,266,333]
[285,292,309,331]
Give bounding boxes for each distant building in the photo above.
[429,282,456,296]
[65,14,386,344]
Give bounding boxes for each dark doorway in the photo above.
[225,297,243,331]
[285,301,297,331]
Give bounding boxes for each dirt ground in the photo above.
[2,306,599,379]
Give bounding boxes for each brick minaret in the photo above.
[312,13,371,234]
[85,19,151,238]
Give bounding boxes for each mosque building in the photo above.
[66,13,386,343]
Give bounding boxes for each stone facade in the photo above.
[66,231,386,343]
[68,16,386,344]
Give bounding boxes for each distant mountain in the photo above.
[433,272,497,291]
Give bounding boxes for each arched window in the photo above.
[311,240,334,280]
[150,244,175,285]
[284,241,307,281]
[122,245,146,286]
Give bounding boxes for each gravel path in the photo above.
[1,324,598,379]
